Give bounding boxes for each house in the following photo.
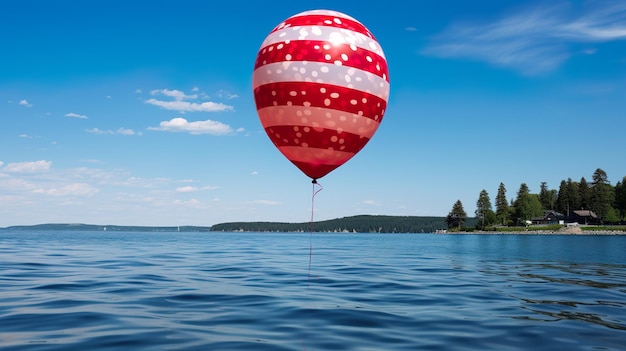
[531,210,566,225]
[571,210,599,225]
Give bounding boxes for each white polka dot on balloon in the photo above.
[253,9,390,180]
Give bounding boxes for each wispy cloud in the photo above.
[146,88,234,112]
[33,183,99,197]
[150,89,198,101]
[87,128,141,136]
[363,199,381,206]
[216,90,239,100]
[148,117,237,135]
[422,1,626,74]
[176,185,219,192]
[3,160,52,173]
[19,99,32,107]
[65,112,88,119]
[252,200,281,206]
[145,99,233,112]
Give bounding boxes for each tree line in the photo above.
[210,215,461,233]
[446,168,626,230]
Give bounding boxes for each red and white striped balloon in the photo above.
[253,9,390,180]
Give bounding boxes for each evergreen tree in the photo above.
[556,180,569,214]
[567,178,581,212]
[615,176,626,220]
[539,182,552,210]
[475,189,495,230]
[446,200,467,231]
[579,177,590,209]
[495,183,509,226]
[513,183,543,224]
[590,168,615,220]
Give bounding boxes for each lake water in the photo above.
[1,231,625,351]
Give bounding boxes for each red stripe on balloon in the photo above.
[277,146,355,166]
[254,82,387,122]
[272,14,374,39]
[289,160,343,180]
[276,146,358,180]
[254,40,388,81]
[265,125,370,153]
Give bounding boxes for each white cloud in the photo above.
[150,88,198,101]
[3,160,51,173]
[422,1,626,74]
[19,134,32,139]
[176,185,219,192]
[252,200,281,205]
[145,99,233,112]
[191,86,200,92]
[251,171,259,175]
[0,178,37,191]
[33,183,99,197]
[19,99,32,107]
[146,87,235,112]
[148,117,235,135]
[87,128,141,135]
[117,128,138,135]
[363,199,381,206]
[0,161,3,167]
[65,112,88,119]
[216,90,239,100]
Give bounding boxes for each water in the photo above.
[1,231,625,351]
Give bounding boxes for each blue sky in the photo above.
[1,0,625,227]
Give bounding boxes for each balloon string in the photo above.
[308,179,323,282]
[305,179,322,351]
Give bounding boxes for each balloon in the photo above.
[253,9,390,180]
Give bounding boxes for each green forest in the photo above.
[446,168,626,230]
[210,215,465,233]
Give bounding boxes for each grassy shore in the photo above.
[446,225,626,235]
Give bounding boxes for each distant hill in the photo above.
[2,216,478,233]
[1,223,212,232]
[210,215,476,233]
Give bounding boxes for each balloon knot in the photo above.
[312,179,318,184]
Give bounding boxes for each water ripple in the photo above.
[1,232,625,350]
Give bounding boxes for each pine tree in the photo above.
[590,168,615,220]
[567,178,581,211]
[539,182,552,210]
[556,180,569,214]
[615,177,626,221]
[513,183,543,225]
[495,183,509,226]
[579,177,590,209]
[475,189,495,230]
[446,200,467,231]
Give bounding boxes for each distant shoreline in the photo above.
[444,226,626,235]
[444,231,626,235]
[3,221,626,235]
